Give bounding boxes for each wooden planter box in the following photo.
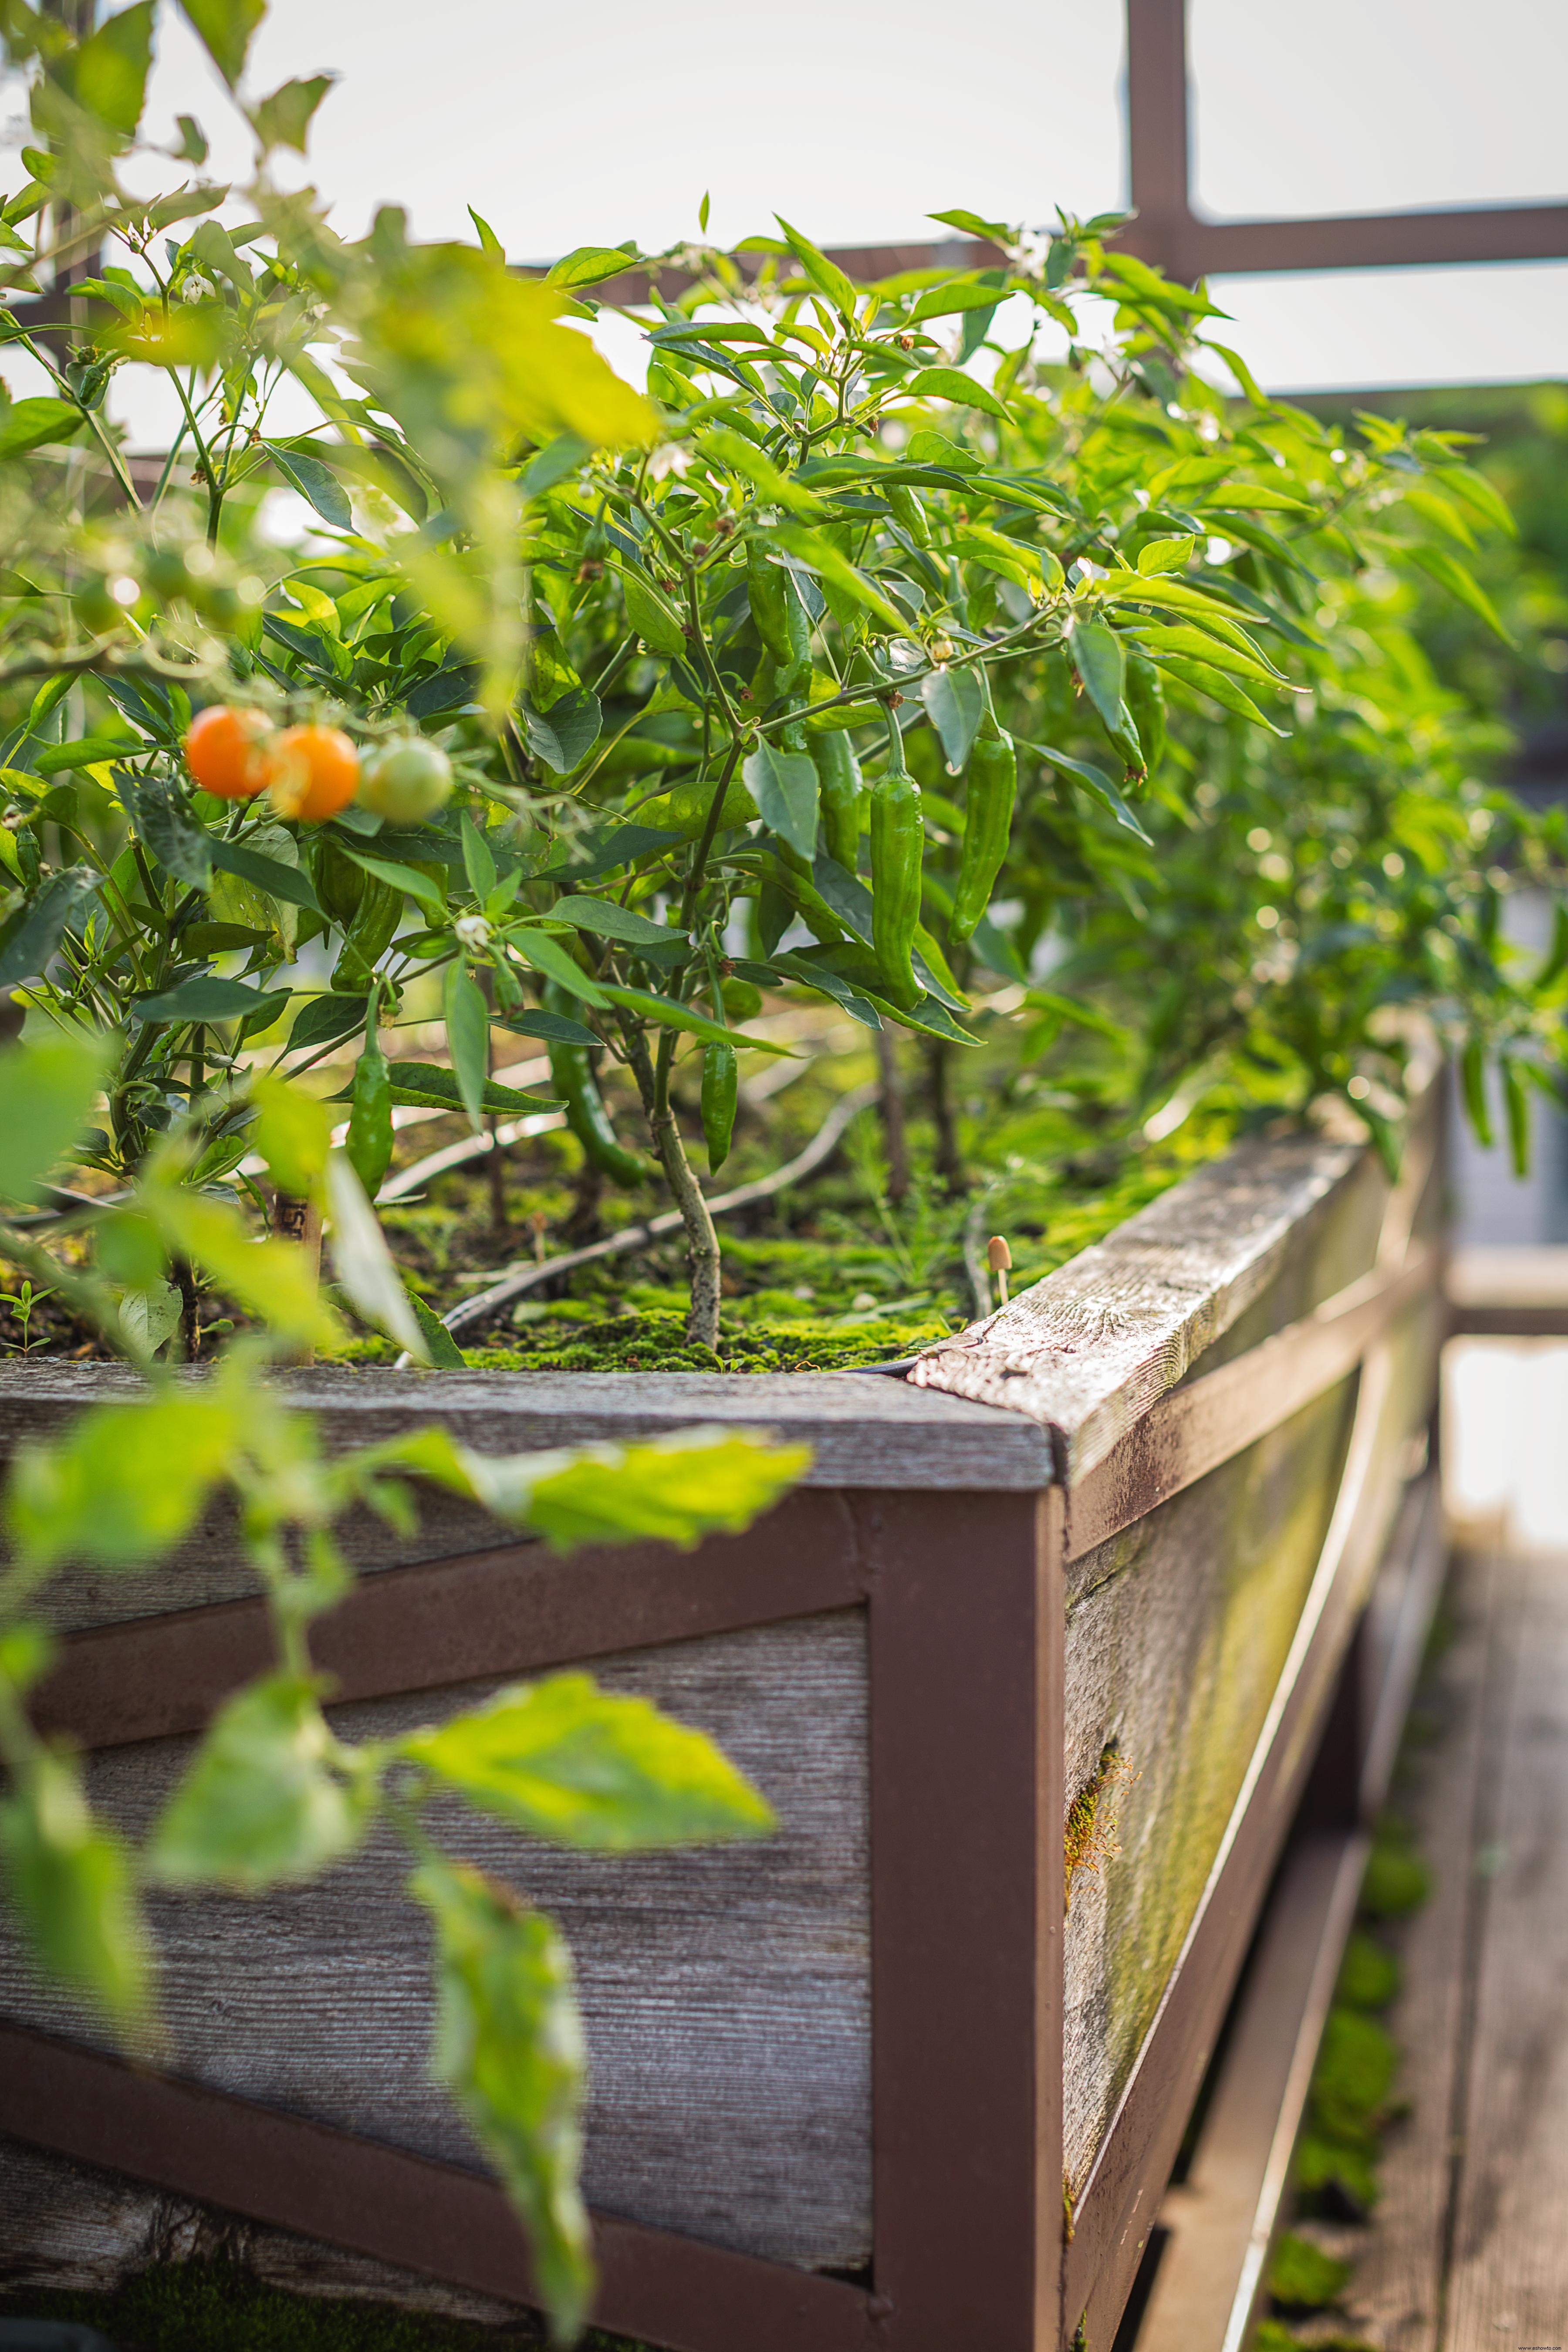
[0,1096,1445,2351]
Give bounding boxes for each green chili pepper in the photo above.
[950,723,1017,944]
[1502,1057,1531,1179]
[870,714,923,1009]
[316,838,366,929]
[1124,652,1166,778]
[701,1039,738,1173]
[544,987,645,1188]
[331,875,401,993]
[345,997,392,1199]
[748,545,812,706]
[813,731,864,872]
[1460,1036,1493,1148]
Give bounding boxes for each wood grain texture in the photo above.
[1341,1546,1497,2352]
[1441,1541,1568,2352]
[0,2136,534,2332]
[1060,1379,1360,2193]
[0,1611,872,2277]
[909,1127,1367,1480]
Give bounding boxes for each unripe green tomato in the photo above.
[358,737,454,823]
[144,548,191,600]
[71,576,120,634]
[720,977,763,1022]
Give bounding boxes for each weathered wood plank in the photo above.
[909,1080,1443,1487]
[1441,1541,1568,2352]
[1338,1545,1498,2352]
[909,1127,1367,1481]
[1061,1379,1359,2193]
[0,1361,1049,1496]
[0,1611,872,2278]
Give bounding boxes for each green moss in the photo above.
[1255,2327,1377,2352]
[1335,1929,1401,2012]
[1063,1742,1131,1913]
[1294,2130,1382,2216]
[1359,1823,1431,1921]
[1312,2008,1399,2142]
[0,2264,656,2352]
[1268,2230,1351,2311]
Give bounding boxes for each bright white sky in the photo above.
[5,0,1566,421]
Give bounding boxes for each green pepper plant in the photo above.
[0,1025,806,2342]
[1,0,1556,1349]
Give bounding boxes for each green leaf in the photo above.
[34,733,140,775]
[768,520,905,632]
[74,0,154,139]
[500,1007,599,1049]
[518,432,590,501]
[130,975,293,1026]
[408,1286,466,1367]
[599,985,794,1055]
[905,280,1010,325]
[928,206,1010,241]
[178,0,265,88]
[151,1675,372,1891]
[897,367,1011,422]
[251,1074,334,1196]
[209,835,322,916]
[552,895,681,947]
[696,426,826,519]
[402,1669,774,1850]
[249,73,335,154]
[460,812,497,904]
[409,1855,592,2340]
[0,1028,111,1210]
[129,774,213,887]
[324,1152,428,1358]
[506,928,609,1007]
[0,867,101,989]
[265,441,353,531]
[443,961,491,1131]
[1068,619,1126,734]
[1157,654,1288,734]
[743,741,819,861]
[4,1390,243,1573]
[920,668,985,773]
[287,993,367,1054]
[1404,542,1514,644]
[1026,741,1153,844]
[339,848,446,923]
[0,1753,152,2036]
[616,564,686,657]
[519,685,601,774]
[544,243,639,290]
[1137,535,1196,576]
[326,1060,556,1115]
[774,215,858,318]
[468,205,504,260]
[382,1423,811,1551]
[0,397,87,463]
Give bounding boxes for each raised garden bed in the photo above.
[0,1087,1444,2352]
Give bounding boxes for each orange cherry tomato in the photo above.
[268,724,361,822]
[183,704,273,800]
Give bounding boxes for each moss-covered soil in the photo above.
[0,2264,649,2352]
[3,1019,1241,1372]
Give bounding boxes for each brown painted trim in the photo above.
[1062,1340,1406,2341]
[1179,206,1568,278]
[35,1486,870,1753]
[0,2021,877,2352]
[1065,1245,1437,1560]
[1448,1303,1568,1339]
[867,1487,1064,2352]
